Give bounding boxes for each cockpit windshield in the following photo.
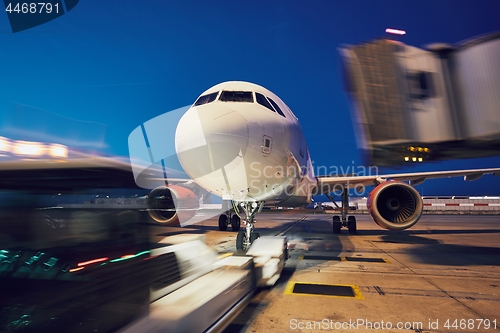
[268,98,286,118]
[219,91,253,103]
[194,91,219,106]
[255,92,275,112]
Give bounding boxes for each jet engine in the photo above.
[368,181,423,230]
[146,185,199,226]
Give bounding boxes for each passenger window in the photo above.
[219,91,254,103]
[194,92,219,106]
[256,92,275,112]
[268,98,286,117]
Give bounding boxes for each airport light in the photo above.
[418,157,423,162]
[404,156,410,162]
[386,28,406,35]
[13,140,44,156]
[48,144,68,158]
[0,137,68,158]
[0,137,11,152]
[412,157,417,162]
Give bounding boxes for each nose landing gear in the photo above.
[235,201,263,251]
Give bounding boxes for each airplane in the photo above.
[157,81,500,251]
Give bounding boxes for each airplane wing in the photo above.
[315,167,500,194]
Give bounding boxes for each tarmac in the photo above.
[152,212,500,333]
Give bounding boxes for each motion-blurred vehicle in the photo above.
[0,157,287,333]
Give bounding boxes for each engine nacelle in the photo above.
[368,181,423,230]
[147,185,199,226]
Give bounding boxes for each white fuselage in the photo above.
[175,81,316,206]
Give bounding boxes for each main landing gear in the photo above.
[218,213,241,231]
[326,187,357,235]
[218,201,263,251]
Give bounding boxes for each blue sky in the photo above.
[1,0,500,195]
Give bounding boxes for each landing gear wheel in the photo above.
[234,201,263,252]
[250,232,260,243]
[347,215,357,234]
[332,216,341,234]
[218,215,228,231]
[231,215,241,231]
[236,230,249,251]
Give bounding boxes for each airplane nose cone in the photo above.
[175,104,248,180]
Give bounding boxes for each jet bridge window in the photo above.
[194,91,219,106]
[256,92,275,112]
[407,72,436,99]
[219,91,254,103]
[268,98,286,117]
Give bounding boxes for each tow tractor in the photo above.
[120,234,288,333]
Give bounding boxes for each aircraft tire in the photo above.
[250,232,260,243]
[333,216,341,234]
[236,230,247,251]
[218,215,228,231]
[347,215,357,234]
[231,215,241,231]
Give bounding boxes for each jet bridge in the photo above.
[339,31,500,166]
